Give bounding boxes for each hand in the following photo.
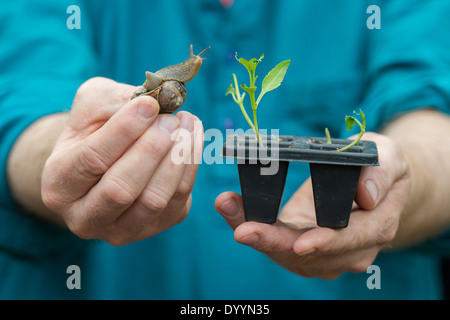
[42,77,203,246]
[215,133,410,279]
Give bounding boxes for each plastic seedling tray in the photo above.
[222,134,379,228]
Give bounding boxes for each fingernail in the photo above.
[158,115,180,134]
[365,179,379,206]
[219,198,240,217]
[137,102,157,119]
[180,113,195,133]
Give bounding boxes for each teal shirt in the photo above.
[1,0,450,299]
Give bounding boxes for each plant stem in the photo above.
[247,87,263,147]
[244,63,264,147]
[239,101,256,133]
[253,108,263,147]
[337,118,364,152]
[231,74,256,132]
[325,127,332,144]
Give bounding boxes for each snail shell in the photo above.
[133,81,187,114]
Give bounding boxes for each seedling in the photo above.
[223,55,377,227]
[325,109,366,152]
[226,53,290,147]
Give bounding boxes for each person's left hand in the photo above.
[215,132,410,279]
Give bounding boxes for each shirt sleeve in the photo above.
[357,0,450,132]
[348,0,450,254]
[0,1,97,257]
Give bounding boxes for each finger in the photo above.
[234,221,376,279]
[292,227,347,256]
[106,112,201,242]
[71,114,180,233]
[132,193,193,243]
[175,111,204,167]
[103,149,188,244]
[234,220,305,254]
[129,114,203,237]
[278,178,317,227]
[170,112,204,200]
[68,77,138,132]
[215,191,306,253]
[298,246,379,279]
[70,96,160,195]
[293,188,403,257]
[113,113,198,234]
[44,95,160,207]
[354,133,409,210]
[215,191,246,229]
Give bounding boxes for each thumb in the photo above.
[215,191,246,229]
[354,133,409,210]
[355,167,382,210]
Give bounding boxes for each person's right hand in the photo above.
[42,77,203,246]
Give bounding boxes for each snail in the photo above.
[131,44,211,113]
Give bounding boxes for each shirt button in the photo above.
[225,50,235,63]
[223,117,235,130]
[219,0,234,9]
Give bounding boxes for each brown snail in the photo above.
[131,44,211,113]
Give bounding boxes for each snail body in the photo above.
[132,44,210,113]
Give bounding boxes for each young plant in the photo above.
[226,53,290,147]
[325,109,366,152]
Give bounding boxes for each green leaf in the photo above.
[248,56,264,72]
[345,116,356,132]
[235,53,264,80]
[257,60,290,105]
[235,53,251,74]
[240,84,257,96]
[226,82,235,96]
